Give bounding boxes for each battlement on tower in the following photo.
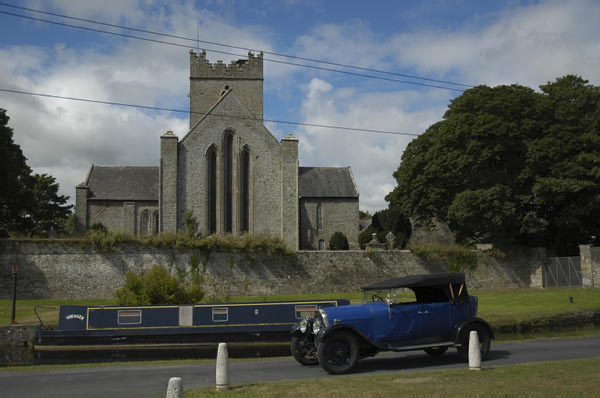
[190,50,263,80]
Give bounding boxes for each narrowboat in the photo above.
[35,299,350,347]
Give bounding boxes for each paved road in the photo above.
[2,337,600,398]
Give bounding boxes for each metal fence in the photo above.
[543,257,582,287]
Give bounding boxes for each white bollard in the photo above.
[166,377,183,398]
[468,330,481,370]
[216,342,230,391]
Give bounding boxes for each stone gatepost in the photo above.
[579,244,594,288]
[529,247,547,288]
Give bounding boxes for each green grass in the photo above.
[186,358,600,397]
[3,288,600,330]
[0,298,115,328]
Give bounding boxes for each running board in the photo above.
[384,341,458,352]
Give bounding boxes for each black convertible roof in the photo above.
[362,273,465,290]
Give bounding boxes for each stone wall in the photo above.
[0,240,545,300]
[300,198,359,250]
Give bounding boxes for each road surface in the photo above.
[2,337,599,398]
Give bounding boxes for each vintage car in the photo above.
[291,273,493,374]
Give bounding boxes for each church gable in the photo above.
[176,88,286,239]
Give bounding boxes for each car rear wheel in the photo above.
[457,324,491,361]
[291,334,318,366]
[424,346,449,356]
[317,331,359,374]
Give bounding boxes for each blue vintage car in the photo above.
[291,273,493,374]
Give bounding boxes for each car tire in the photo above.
[424,346,449,356]
[291,334,318,366]
[457,323,491,361]
[317,331,359,374]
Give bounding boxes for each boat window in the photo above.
[117,309,142,325]
[295,305,318,319]
[212,307,228,322]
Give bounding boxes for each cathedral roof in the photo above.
[85,165,158,201]
[298,167,359,198]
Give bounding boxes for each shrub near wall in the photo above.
[0,239,541,299]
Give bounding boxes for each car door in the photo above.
[419,301,452,341]
[389,303,422,343]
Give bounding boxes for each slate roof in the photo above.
[298,167,359,198]
[85,165,159,201]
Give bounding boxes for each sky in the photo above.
[1,0,599,213]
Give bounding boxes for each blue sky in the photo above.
[1,0,599,212]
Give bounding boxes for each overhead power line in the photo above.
[0,88,421,137]
[0,9,466,93]
[0,2,473,89]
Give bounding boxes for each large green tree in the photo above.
[0,109,72,236]
[387,76,600,253]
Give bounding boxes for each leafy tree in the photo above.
[359,210,372,219]
[387,76,600,254]
[329,231,349,250]
[0,108,31,233]
[359,225,376,249]
[0,109,72,236]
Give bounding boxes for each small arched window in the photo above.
[316,202,323,232]
[140,210,149,236]
[318,239,325,251]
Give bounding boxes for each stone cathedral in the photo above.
[74,50,359,250]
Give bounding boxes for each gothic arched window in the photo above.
[207,145,217,234]
[240,146,250,233]
[318,239,325,251]
[224,132,234,233]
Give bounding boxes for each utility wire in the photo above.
[0,2,473,88]
[0,10,465,93]
[0,88,421,137]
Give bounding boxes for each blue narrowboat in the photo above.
[35,299,350,346]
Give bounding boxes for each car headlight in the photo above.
[312,317,322,334]
[299,318,308,333]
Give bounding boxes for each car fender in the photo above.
[452,317,495,342]
[316,324,381,349]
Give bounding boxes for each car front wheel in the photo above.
[457,324,491,361]
[317,331,359,374]
[291,334,318,366]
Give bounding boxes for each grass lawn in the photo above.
[2,288,599,329]
[0,298,115,328]
[186,358,600,397]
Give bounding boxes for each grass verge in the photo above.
[3,288,599,333]
[186,358,600,397]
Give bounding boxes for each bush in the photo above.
[359,225,376,249]
[89,222,107,234]
[329,232,349,250]
[184,209,200,239]
[116,264,204,305]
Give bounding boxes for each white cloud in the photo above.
[390,0,600,87]
[294,78,444,213]
[1,1,281,205]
